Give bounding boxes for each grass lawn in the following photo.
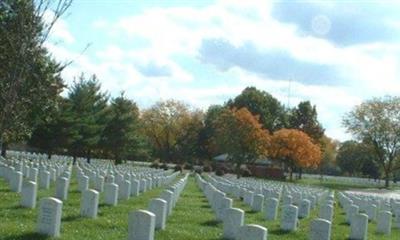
[296,178,382,191]
[1,173,399,239]
[230,192,400,240]
[0,173,177,240]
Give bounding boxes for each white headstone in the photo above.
[281,205,298,231]
[319,204,334,222]
[237,224,267,240]
[119,180,131,200]
[128,210,155,240]
[217,197,233,221]
[349,213,368,240]
[160,190,174,216]
[39,171,50,189]
[95,175,104,192]
[80,189,99,218]
[131,179,140,197]
[299,199,311,218]
[37,197,62,237]
[265,198,279,221]
[29,168,38,182]
[148,198,167,230]
[10,171,23,192]
[78,175,89,192]
[310,218,331,240]
[223,208,244,240]
[394,209,400,229]
[104,183,118,206]
[347,204,359,224]
[377,210,392,235]
[140,179,147,192]
[55,177,69,201]
[21,181,37,208]
[252,194,264,212]
[105,175,114,184]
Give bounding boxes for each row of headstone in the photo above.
[203,173,336,239]
[338,191,398,239]
[196,174,268,240]
[34,167,183,238]
[128,174,189,240]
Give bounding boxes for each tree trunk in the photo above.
[72,155,77,165]
[289,168,293,181]
[1,141,7,157]
[235,163,241,179]
[86,150,91,164]
[299,168,303,179]
[384,172,390,188]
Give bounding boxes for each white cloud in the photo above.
[46,0,400,142]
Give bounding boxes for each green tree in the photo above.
[101,93,141,164]
[319,135,340,175]
[343,96,400,187]
[336,141,371,176]
[289,101,324,143]
[198,105,226,161]
[227,87,286,131]
[66,74,108,163]
[28,97,77,158]
[0,0,71,156]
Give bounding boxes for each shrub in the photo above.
[160,163,169,170]
[194,167,203,175]
[203,165,212,172]
[220,165,231,173]
[216,168,225,176]
[174,165,183,172]
[241,168,252,177]
[183,163,193,170]
[150,161,159,169]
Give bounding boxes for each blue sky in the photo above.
[45,0,400,141]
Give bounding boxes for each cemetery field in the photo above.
[0,172,178,240]
[297,178,385,191]
[231,192,400,240]
[1,172,400,240]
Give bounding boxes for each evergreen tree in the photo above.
[101,93,141,164]
[66,74,108,163]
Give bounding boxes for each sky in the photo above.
[45,0,400,141]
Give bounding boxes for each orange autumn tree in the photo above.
[213,107,270,177]
[271,129,321,181]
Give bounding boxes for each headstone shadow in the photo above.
[200,219,220,227]
[3,232,50,240]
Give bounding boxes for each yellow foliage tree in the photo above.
[271,128,321,181]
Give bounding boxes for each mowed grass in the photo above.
[155,176,222,240]
[1,173,400,240]
[296,177,396,191]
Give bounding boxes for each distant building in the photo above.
[213,153,284,179]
